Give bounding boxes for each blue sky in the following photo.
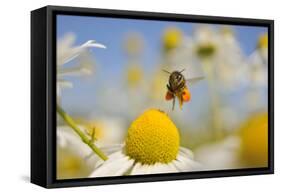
[57,15,267,118]
[57,15,267,77]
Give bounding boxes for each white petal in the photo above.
[57,125,94,157]
[131,164,156,175]
[85,144,124,166]
[114,157,134,176]
[57,129,67,147]
[57,80,73,88]
[173,159,195,171]
[130,163,144,175]
[82,40,106,49]
[131,162,178,175]
[87,43,107,49]
[174,152,202,171]
[91,149,124,168]
[179,147,194,159]
[185,159,203,170]
[173,159,190,171]
[58,52,80,66]
[58,66,92,77]
[90,151,134,177]
[149,163,178,174]
[57,39,105,66]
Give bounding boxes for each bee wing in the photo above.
[163,58,205,86]
[182,62,205,85]
[186,76,204,85]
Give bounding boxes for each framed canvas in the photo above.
[31,5,274,188]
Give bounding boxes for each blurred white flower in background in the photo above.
[215,27,249,89]
[193,25,248,89]
[247,34,268,88]
[80,116,127,146]
[57,33,106,96]
[57,117,126,179]
[56,33,107,179]
[246,33,268,112]
[57,125,98,179]
[194,112,268,170]
[190,25,251,137]
[123,33,149,119]
[194,136,241,170]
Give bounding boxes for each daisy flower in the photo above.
[247,33,268,87]
[57,119,126,179]
[162,27,183,53]
[186,25,251,136]
[57,125,98,179]
[246,33,268,112]
[239,112,268,167]
[194,112,268,170]
[193,25,248,89]
[82,117,127,145]
[56,33,112,178]
[90,109,201,177]
[124,32,144,57]
[194,136,241,170]
[57,33,106,96]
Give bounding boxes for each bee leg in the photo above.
[172,98,175,111]
[163,69,171,74]
[179,97,183,110]
[166,84,172,91]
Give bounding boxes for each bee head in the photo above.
[171,71,184,82]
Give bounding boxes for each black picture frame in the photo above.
[31,5,274,188]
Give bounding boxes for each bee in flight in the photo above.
[164,69,191,110]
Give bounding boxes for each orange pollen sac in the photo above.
[182,88,191,102]
[165,91,174,101]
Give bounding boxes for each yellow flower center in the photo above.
[257,34,268,49]
[124,33,143,56]
[196,42,216,59]
[240,113,268,167]
[125,109,180,164]
[162,27,183,52]
[57,148,91,179]
[126,64,143,87]
[221,26,234,36]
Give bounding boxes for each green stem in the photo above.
[57,104,108,161]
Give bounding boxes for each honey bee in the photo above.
[164,69,191,110]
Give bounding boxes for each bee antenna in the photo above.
[162,69,171,74]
